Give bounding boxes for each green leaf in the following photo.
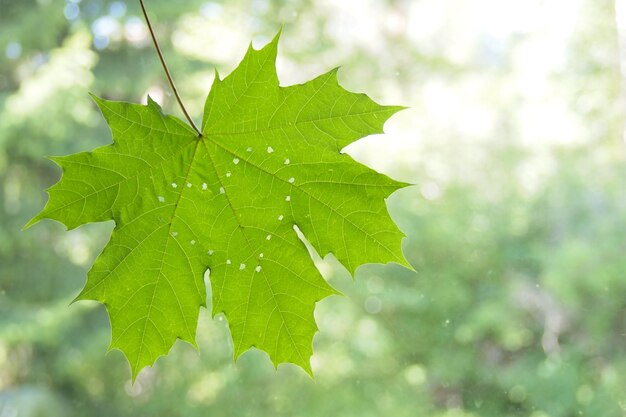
[27,34,409,378]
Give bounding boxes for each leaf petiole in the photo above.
[139,0,202,136]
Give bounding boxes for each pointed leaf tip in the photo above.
[272,28,283,43]
[146,94,162,109]
[22,215,41,231]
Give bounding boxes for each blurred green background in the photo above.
[2,0,626,415]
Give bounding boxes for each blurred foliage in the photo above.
[1,0,626,416]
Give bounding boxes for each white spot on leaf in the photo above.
[285,195,291,201]
[233,158,240,165]
[284,158,290,165]
[186,182,192,188]
[208,249,214,255]
[171,183,178,188]
[278,214,284,221]
[202,183,207,190]
[171,232,178,237]
[259,253,264,258]
[288,177,295,184]
[158,196,165,203]
[246,147,253,152]
[266,234,272,240]
[226,259,231,265]
[267,146,274,153]
[255,266,262,272]
[239,263,246,270]
[226,171,231,177]
[190,240,196,245]
[220,187,225,194]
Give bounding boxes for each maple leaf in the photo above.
[27,34,409,378]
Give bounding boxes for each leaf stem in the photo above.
[139,0,202,137]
